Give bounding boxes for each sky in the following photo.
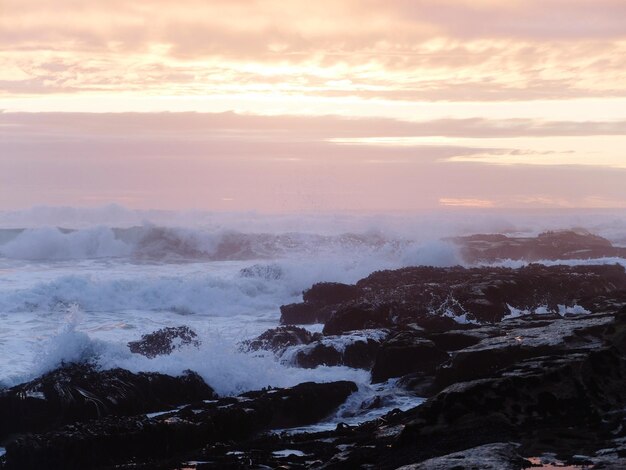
[1,0,625,212]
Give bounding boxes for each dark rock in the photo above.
[318,264,626,333]
[289,331,386,369]
[451,230,626,263]
[292,342,342,367]
[280,282,359,325]
[128,326,200,358]
[302,282,360,305]
[371,331,449,383]
[0,363,215,440]
[241,325,321,354]
[397,372,437,396]
[385,313,626,468]
[435,312,615,389]
[395,442,529,470]
[428,327,500,351]
[280,301,335,324]
[3,381,357,470]
[139,305,626,469]
[323,303,399,335]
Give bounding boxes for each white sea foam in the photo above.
[275,380,425,434]
[488,256,626,270]
[17,309,370,396]
[0,226,132,260]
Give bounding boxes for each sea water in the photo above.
[1,208,625,426]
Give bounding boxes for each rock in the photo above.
[0,363,215,440]
[428,327,500,351]
[241,325,321,354]
[371,331,449,383]
[435,312,615,389]
[395,442,529,470]
[291,342,342,367]
[392,316,626,464]
[280,301,335,324]
[223,307,626,470]
[451,230,626,263]
[128,325,200,358]
[316,264,626,333]
[323,303,399,335]
[287,330,386,369]
[280,282,359,325]
[302,282,360,305]
[3,381,357,470]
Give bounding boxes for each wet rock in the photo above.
[302,282,360,305]
[280,282,359,325]
[3,381,357,470]
[435,312,615,389]
[0,363,215,440]
[398,346,626,459]
[282,264,626,331]
[371,331,449,383]
[323,303,399,335]
[396,442,529,470]
[280,301,335,324]
[428,327,500,351]
[246,308,626,469]
[128,325,200,358]
[241,325,322,354]
[288,330,386,369]
[451,230,626,263]
[292,342,342,367]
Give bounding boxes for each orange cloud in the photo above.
[1,1,625,102]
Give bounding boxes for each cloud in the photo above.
[1,1,625,101]
[3,112,626,140]
[0,112,625,211]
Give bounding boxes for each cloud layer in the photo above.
[2,112,625,211]
[1,0,625,101]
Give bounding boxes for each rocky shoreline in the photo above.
[2,231,626,469]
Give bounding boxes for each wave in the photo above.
[0,227,132,260]
[0,271,289,316]
[0,245,460,315]
[5,305,370,396]
[0,225,415,262]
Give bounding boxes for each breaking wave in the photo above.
[0,225,414,262]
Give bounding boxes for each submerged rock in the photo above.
[128,325,200,358]
[0,363,215,440]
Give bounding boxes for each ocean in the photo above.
[1,207,625,429]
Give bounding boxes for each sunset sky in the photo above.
[1,0,625,211]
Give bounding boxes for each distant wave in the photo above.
[0,225,412,261]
